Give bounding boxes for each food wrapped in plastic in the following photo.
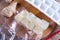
[15,9,49,40]
[1,1,17,17]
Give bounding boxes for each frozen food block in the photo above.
[41,19,49,30]
[15,10,49,34]
[1,1,17,17]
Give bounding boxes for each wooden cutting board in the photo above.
[15,0,57,38]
